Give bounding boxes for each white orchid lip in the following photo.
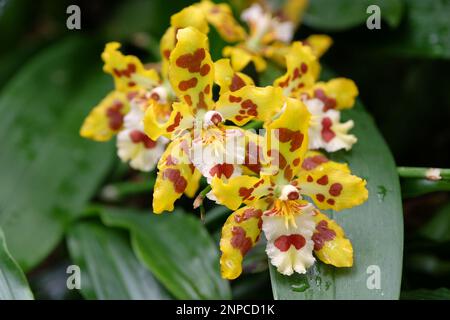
[279,184,300,201]
[203,110,224,128]
[147,86,168,104]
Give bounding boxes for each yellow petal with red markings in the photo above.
[312,211,353,267]
[303,34,333,58]
[214,59,254,95]
[102,42,160,92]
[215,86,284,126]
[169,27,214,113]
[153,135,195,213]
[144,101,195,140]
[264,98,310,184]
[274,42,319,97]
[211,175,272,211]
[220,204,267,279]
[301,151,350,173]
[296,163,368,211]
[310,78,359,110]
[197,0,247,42]
[223,46,267,72]
[80,91,129,141]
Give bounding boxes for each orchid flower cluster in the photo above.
[80,0,368,280]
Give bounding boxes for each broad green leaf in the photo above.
[383,0,450,59]
[0,226,33,300]
[419,202,450,243]
[100,207,231,300]
[303,0,404,31]
[0,37,115,270]
[270,89,403,299]
[401,288,450,300]
[67,221,169,300]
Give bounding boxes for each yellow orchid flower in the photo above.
[210,98,368,279]
[80,41,175,171]
[222,0,332,72]
[273,41,359,152]
[144,27,286,214]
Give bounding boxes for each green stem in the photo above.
[397,167,450,180]
[193,185,212,209]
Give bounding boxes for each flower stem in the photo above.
[193,185,212,209]
[397,167,450,180]
[243,120,263,131]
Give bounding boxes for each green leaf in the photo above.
[401,288,450,300]
[0,37,115,271]
[100,207,231,300]
[67,221,169,300]
[270,86,403,298]
[303,0,404,31]
[383,0,450,59]
[419,202,450,243]
[0,226,34,300]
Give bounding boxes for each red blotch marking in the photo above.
[128,81,136,87]
[278,76,290,88]
[275,128,304,152]
[151,92,160,101]
[175,48,206,73]
[302,155,329,170]
[301,63,308,74]
[230,226,252,255]
[244,142,262,174]
[317,175,329,185]
[239,187,254,201]
[241,99,258,117]
[167,112,182,132]
[113,63,137,78]
[293,158,301,166]
[166,155,177,166]
[329,183,343,196]
[197,92,208,109]
[315,89,337,111]
[284,165,293,181]
[230,74,246,91]
[234,208,262,223]
[106,100,124,130]
[209,163,234,179]
[312,220,336,251]
[321,117,336,142]
[274,234,306,252]
[203,84,210,94]
[229,95,242,103]
[163,49,171,59]
[267,149,287,170]
[293,68,300,80]
[163,168,187,193]
[307,175,313,182]
[297,82,305,89]
[211,113,223,125]
[184,95,192,106]
[179,77,198,91]
[288,191,299,200]
[316,193,325,202]
[327,199,335,205]
[199,64,211,76]
[129,130,157,148]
